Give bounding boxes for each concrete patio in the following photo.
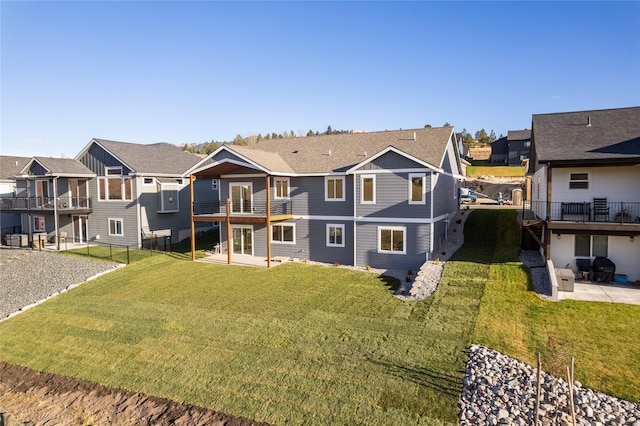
[558,281,640,305]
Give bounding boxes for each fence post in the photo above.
[127,246,130,264]
[109,243,113,260]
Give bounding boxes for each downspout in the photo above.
[53,177,60,250]
[190,174,196,261]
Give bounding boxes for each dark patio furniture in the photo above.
[576,258,592,281]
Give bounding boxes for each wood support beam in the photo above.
[190,174,196,261]
[226,198,231,265]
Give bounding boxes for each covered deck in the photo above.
[188,159,292,267]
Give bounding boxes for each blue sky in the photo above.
[2,1,639,158]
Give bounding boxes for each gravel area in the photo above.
[460,345,640,425]
[0,248,121,320]
[519,250,554,301]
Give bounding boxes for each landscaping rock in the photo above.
[460,345,640,425]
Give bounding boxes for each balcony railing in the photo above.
[0,196,92,211]
[531,201,640,223]
[194,200,293,217]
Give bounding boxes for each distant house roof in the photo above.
[77,139,202,175]
[190,127,458,176]
[531,106,640,167]
[507,130,531,141]
[20,157,96,177]
[0,156,31,180]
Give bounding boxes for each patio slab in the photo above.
[559,282,640,305]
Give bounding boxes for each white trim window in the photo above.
[409,173,426,204]
[575,234,608,257]
[99,167,132,201]
[378,226,406,254]
[274,177,290,199]
[569,173,589,190]
[33,215,45,231]
[326,223,345,247]
[143,177,155,185]
[360,175,376,204]
[325,176,345,201]
[108,218,124,236]
[272,223,295,244]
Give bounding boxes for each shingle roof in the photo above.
[507,130,531,141]
[0,156,31,180]
[89,139,202,175]
[221,127,455,174]
[532,106,640,165]
[30,157,95,176]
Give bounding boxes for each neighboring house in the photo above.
[507,130,531,166]
[74,138,208,248]
[527,106,640,283]
[489,136,509,164]
[10,157,96,248]
[490,130,531,165]
[0,156,31,237]
[186,127,464,270]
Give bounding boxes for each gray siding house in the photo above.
[187,127,464,270]
[75,138,207,248]
[0,156,36,239]
[0,157,96,249]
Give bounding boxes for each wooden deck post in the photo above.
[190,174,196,261]
[266,175,271,268]
[226,198,231,265]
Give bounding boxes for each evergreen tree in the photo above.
[306,130,315,137]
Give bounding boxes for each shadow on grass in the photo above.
[450,209,521,265]
[367,356,462,420]
[379,275,402,294]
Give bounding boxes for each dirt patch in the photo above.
[0,362,270,426]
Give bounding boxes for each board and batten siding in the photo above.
[80,144,133,176]
[355,221,431,270]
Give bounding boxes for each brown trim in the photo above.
[226,198,231,265]
[190,174,196,261]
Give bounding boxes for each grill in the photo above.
[592,257,616,283]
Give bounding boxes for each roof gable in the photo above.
[76,138,201,175]
[22,157,95,177]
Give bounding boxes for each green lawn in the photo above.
[1,210,638,425]
[0,251,484,424]
[466,165,525,177]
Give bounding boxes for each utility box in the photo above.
[7,234,28,247]
[511,188,523,206]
